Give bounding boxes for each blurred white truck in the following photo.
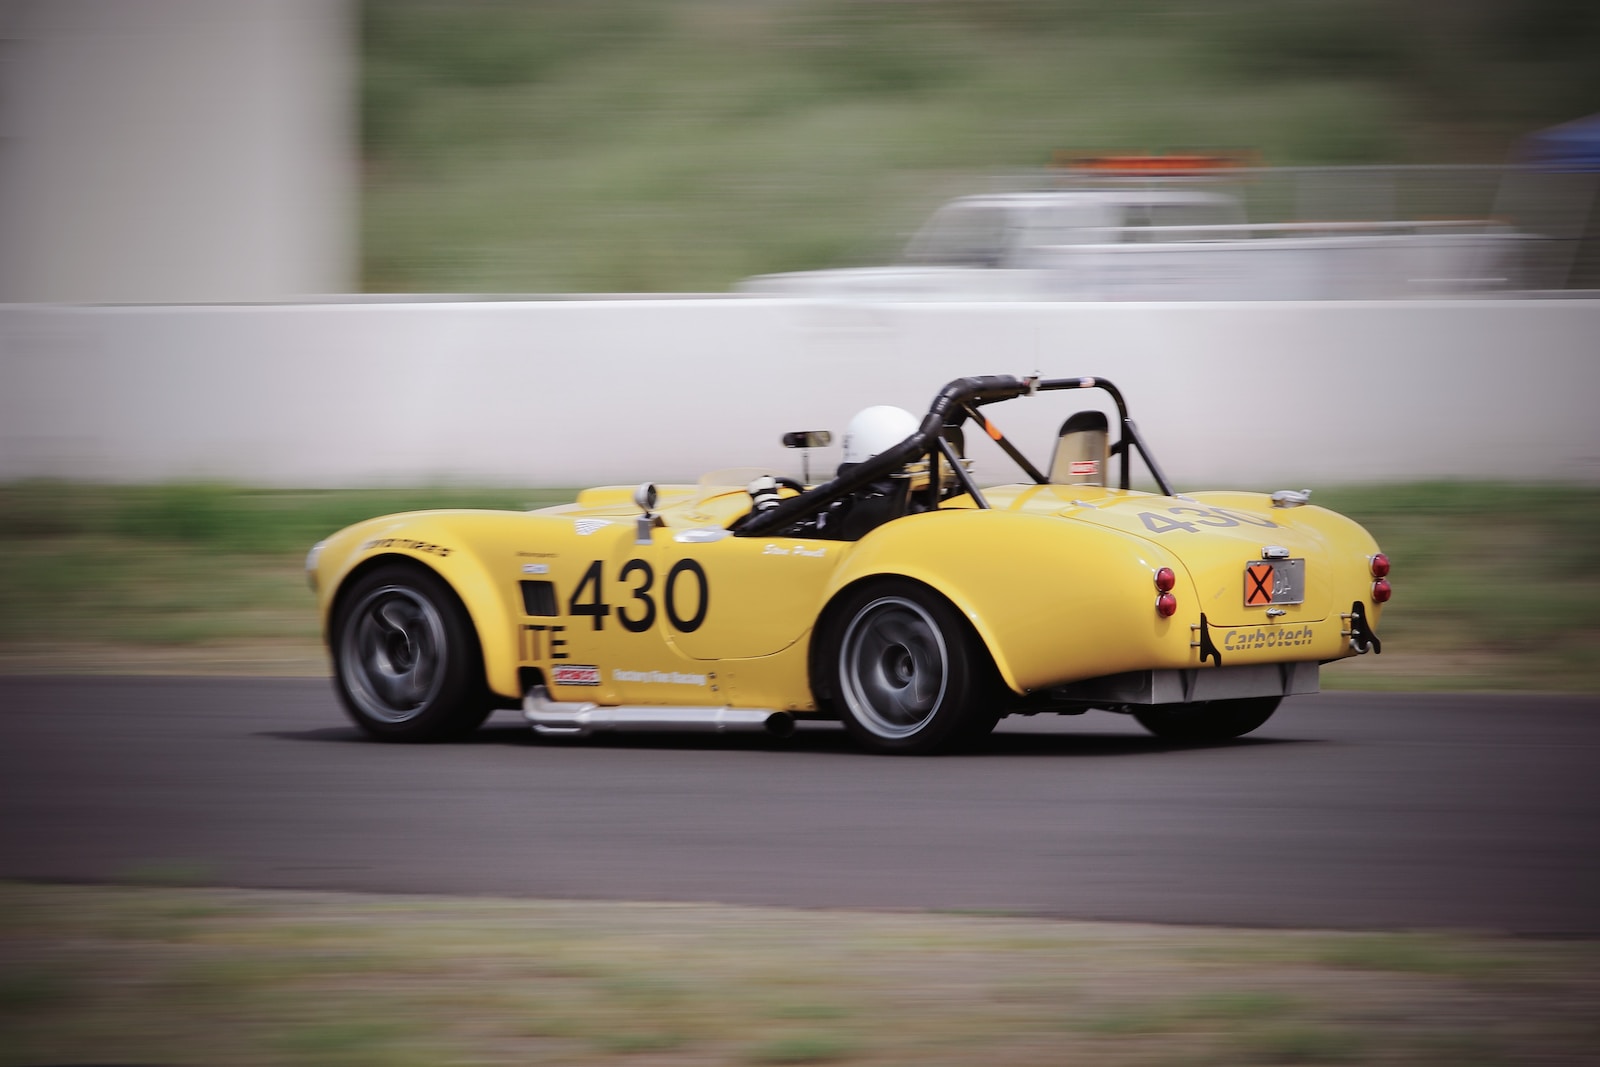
[739,187,1523,301]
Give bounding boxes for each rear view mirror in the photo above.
[781,431,831,485]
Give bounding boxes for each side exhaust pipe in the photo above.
[523,686,795,738]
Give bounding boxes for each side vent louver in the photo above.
[520,580,558,616]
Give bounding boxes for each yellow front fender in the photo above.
[315,511,527,701]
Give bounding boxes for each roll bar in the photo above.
[735,375,1174,537]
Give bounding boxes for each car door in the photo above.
[642,528,844,664]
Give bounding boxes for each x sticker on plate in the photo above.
[1245,562,1275,606]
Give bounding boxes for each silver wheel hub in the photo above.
[341,585,448,723]
[839,596,949,740]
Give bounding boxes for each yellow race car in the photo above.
[308,375,1390,754]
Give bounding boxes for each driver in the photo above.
[805,405,922,539]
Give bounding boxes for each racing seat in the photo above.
[814,476,912,541]
[1048,410,1109,486]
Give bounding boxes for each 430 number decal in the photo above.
[568,559,709,633]
[1138,506,1278,535]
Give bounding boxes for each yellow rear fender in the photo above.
[817,509,1189,696]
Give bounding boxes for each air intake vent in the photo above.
[520,580,558,616]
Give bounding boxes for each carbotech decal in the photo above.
[613,669,708,686]
[551,663,600,686]
[363,537,452,557]
[1220,626,1315,652]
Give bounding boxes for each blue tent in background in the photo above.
[1518,115,1600,289]
[1521,114,1600,171]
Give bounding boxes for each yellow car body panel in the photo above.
[312,374,1388,750]
[315,479,1383,708]
[818,485,1379,695]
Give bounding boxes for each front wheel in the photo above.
[331,563,492,742]
[825,580,996,754]
[1133,696,1281,743]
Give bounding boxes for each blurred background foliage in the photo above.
[360,0,1600,293]
[2,481,1596,689]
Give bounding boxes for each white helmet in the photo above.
[841,405,919,465]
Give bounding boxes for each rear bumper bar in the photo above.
[1045,662,1319,706]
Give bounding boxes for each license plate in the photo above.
[1244,559,1304,606]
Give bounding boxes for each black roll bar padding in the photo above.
[734,374,1171,536]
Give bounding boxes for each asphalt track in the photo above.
[2,677,1596,934]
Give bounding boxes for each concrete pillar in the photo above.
[0,0,354,303]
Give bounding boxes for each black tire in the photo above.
[824,579,995,754]
[330,563,492,742]
[1133,696,1281,743]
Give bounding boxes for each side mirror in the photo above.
[633,482,658,544]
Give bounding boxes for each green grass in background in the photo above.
[0,483,575,674]
[1,480,1596,688]
[359,0,1600,293]
[1313,482,1600,690]
[2,883,1597,1067]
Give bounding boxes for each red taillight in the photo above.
[1372,578,1392,603]
[1156,592,1178,617]
[1153,566,1175,592]
[1370,553,1390,578]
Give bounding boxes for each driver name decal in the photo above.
[762,543,826,557]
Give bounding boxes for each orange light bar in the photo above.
[1052,151,1258,175]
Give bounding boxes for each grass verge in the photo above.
[2,882,1597,1067]
[1,480,1597,690]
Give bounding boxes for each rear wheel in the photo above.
[1134,697,1281,743]
[331,563,492,742]
[826,580,996,754]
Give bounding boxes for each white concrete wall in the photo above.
[1,299,1597,488]
[0,0,354,303]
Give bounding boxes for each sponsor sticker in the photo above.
[362,537,452,557]
[1220,626,1315,651]
[551,664,601,687]
[613,669,707,686]
[1068,459,1099,477]
[521,563,549,575]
